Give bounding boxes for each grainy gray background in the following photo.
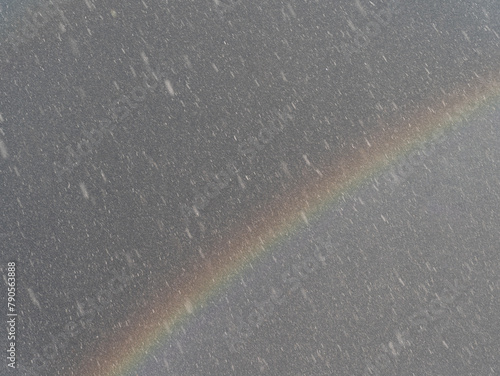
[0,0,499,375]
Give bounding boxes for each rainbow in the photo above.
[66,71,500,376]
[68,70,500,376]
[1,3,498,376]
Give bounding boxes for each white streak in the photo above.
[165,80,175,96]
[27,288,41,309]
[0,139,8,159]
